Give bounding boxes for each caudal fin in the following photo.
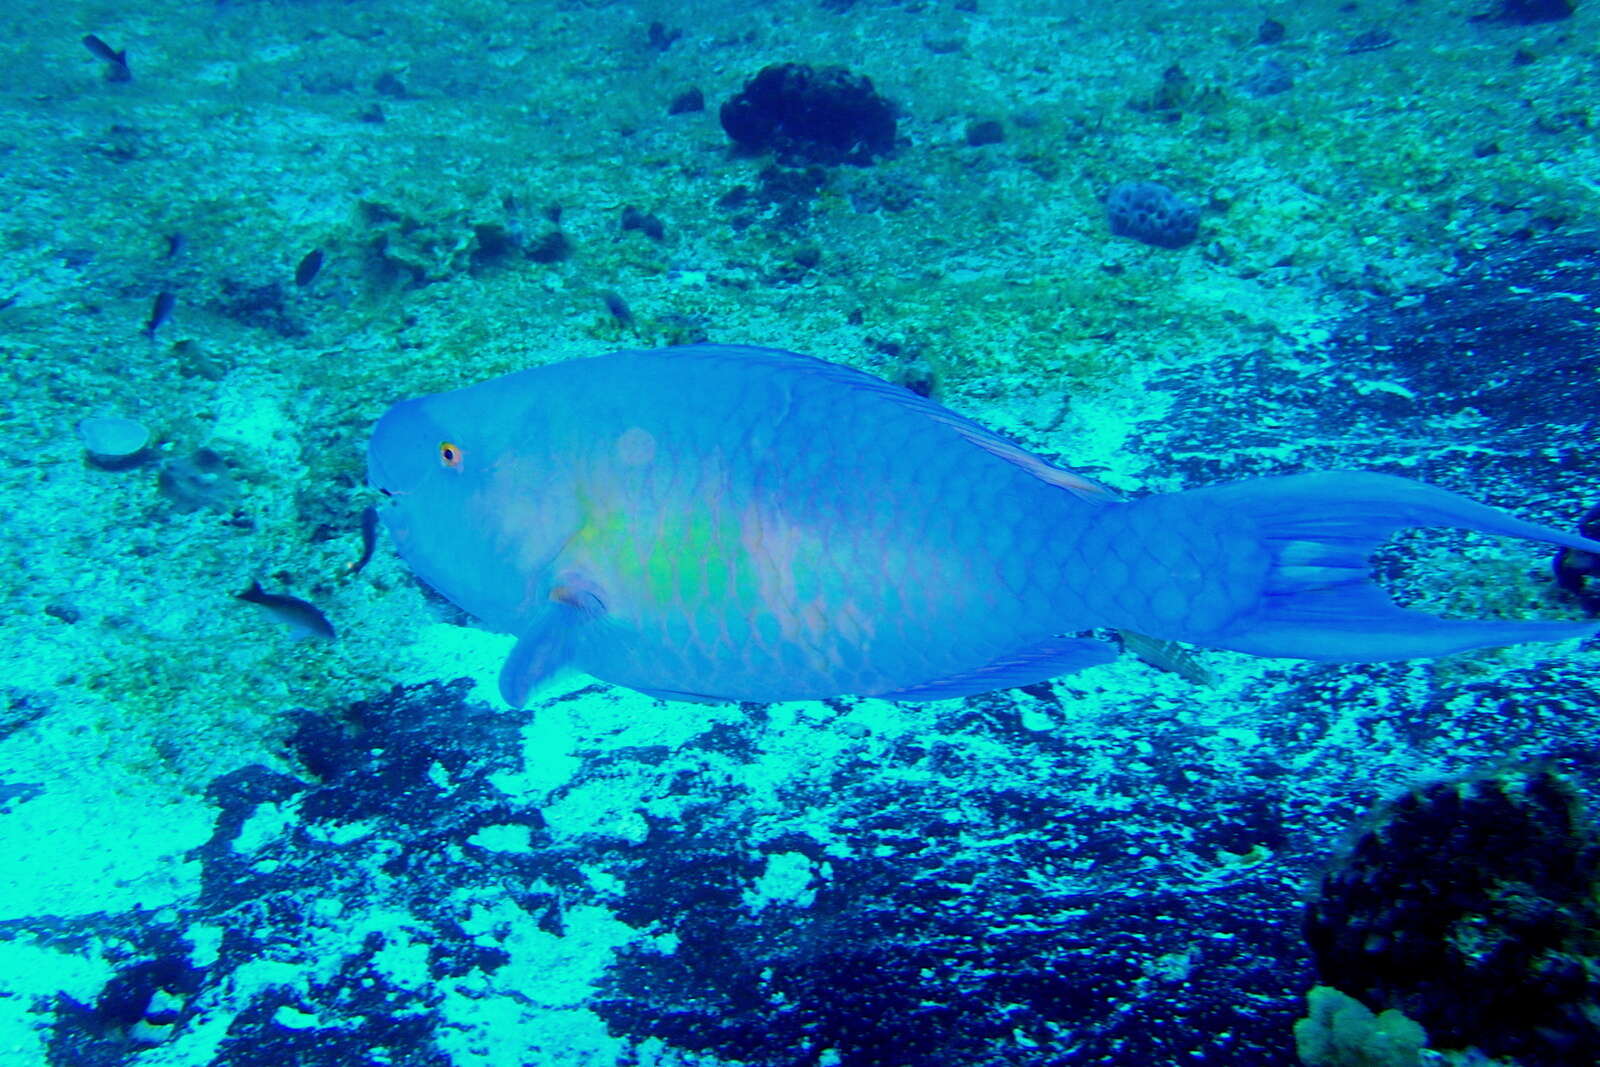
[1183,471,1600,661]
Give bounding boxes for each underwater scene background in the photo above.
[2,0,1598,1064]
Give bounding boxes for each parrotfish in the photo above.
[367,344,1600,707]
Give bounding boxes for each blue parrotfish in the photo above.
[367,344,1600,707]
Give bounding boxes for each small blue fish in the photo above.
[344,506,379,576]
[295,248,324,287]
[142,291,175,340]
[368,345,1600,706]
[82,34,130,82]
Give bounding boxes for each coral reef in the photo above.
[1305,771,1600,1067]
[720,63,897,166]
[1294,986,1426,1067]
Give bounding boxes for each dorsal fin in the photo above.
[653,344,1121,505]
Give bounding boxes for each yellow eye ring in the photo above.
[439,441,464,470]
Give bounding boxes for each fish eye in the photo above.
[439,441,464,470]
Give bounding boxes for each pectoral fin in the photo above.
[498,581,607,708]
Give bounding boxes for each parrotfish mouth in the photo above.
[366,449,418,504]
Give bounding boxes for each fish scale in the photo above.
[596,356,1066,697]
[367,344,1600,706]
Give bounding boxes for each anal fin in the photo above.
[874,636,1116,702]
[634,686,726,705]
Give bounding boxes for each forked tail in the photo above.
[1136,471,1600,661]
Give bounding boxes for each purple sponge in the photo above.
[1106,181,1200,249]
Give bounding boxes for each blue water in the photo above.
[2,2,1596,1065]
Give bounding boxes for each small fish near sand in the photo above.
[344,506,379,577]
[1554,501,1600,614]
[142,291,175,340]
[82,34,131,82]
[237,580,335,640]
[367,344,1600,708]
[294,248,324,287]
[599,290,635,332]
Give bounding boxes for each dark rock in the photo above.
[964,119,1004,146]
[373,72,407,98]
[469,224,516,271]
[621,206,665,241]
[1475,0,1575,23]
[668,87,704,115]
[45,600,81,624]
[646,21,681,51]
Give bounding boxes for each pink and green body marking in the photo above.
[367,344,1600,706]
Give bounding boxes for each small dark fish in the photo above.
[1117,631,1218,687]
[1553,501,1600,612]
[294,248,324,287]
[237,580,335,639]
[667,88,704,115]
[646,21,682,52]
[82,35,131,81]
[345,506,379,576]
[165,233,186,259]
[620,206,665,241]
[600,290,634,329]
[1346,28,1397,53]
[142,291,175,340]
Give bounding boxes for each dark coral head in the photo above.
[720,63,897,166]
